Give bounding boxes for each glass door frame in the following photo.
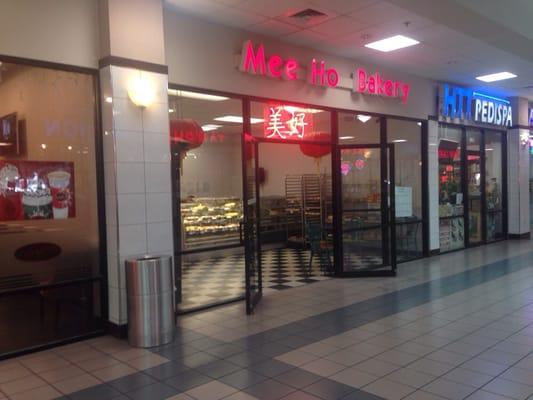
[335,139,397,277]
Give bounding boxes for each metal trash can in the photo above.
[125,255,175,348]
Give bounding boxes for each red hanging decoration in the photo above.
[170,119,205,151]
[299,132,331,159]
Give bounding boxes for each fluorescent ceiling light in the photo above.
[0,142,12,146]
[357,114,372,123]
[339,136,355,140]
[201,124,222,132]
[392,139,407,143]
[168,89,229,101]
[365,35,419,52]
[168,109,175,113]
[475,72,516,82]
[214,115,263,124]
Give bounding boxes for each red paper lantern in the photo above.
[299,132,331,159]
[170,119,205,151]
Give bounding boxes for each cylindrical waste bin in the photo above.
[126,255,175,347]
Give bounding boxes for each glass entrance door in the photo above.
[243,137,262,314]
[339,145,396,275]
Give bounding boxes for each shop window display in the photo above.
[485,130,504,241]
[466,129,482,244]
[0,62,102,355]
[169,90,245,311]
[438,126,465,251]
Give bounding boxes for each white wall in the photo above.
[163,11,437,120]
[0,0,99,68]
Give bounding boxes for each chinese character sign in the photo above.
[263,105,313,140]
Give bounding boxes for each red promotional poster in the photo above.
[0,161,76,221]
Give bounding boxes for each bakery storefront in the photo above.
[167,34,429,313]
[437,84,508,252]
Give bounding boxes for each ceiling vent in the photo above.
[289,8,327,21]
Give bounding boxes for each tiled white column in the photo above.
[507,128,530,236]
[100,65,173,326]
[427,120,440,251]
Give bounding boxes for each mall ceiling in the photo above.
[165,0,533,100]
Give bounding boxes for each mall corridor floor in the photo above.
[2,240,533,400]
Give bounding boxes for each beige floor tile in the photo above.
[330,367,380,388]
[111,348,152,362]
[39,365,86,384]
[75,354,121,372]
[223,392,260,400]
[186,381,238,400]
[299,358,345,377]
[275,350,318,367]
[24,357,72,374]
[51,373,101,394]
[9,384,62,400]
[0,374,47,396]
[125,353,169,370]
[0,365,32,384]
[60,347,104,363]
[91,363,136,381]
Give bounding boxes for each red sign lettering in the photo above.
[308,59,339,88]
[354,68,410,104]
[263,105,314,139]
[239,40,299,80]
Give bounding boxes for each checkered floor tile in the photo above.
[179,248,333,310]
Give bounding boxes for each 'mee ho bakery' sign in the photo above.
[439,84,512,127]
[239,40,411,104]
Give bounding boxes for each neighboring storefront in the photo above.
[436,84,508,252]
[0,58,106,356]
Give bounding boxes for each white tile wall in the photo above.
[116,162,146,194]
[118,224,148,255]
[147,221,173,253]
[144,162,171,193]
[146,192,172,223]
[144,133,171,163]
[117,194,147,225]
[101,66,173,326]
[115,130,144,162]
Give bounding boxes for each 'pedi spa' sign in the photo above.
[239,40,411,103]
[439,84,512,127]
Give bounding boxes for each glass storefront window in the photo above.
[388,119,423,261]
[338,113,380,144]
[438,126,465,251]
[485,130,504,241]
[466,129,482,244]
[169,90,245,311]
[0,62,102,354]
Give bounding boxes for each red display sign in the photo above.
[354,69,410,104]
[263,105,314,140]
[0,160,76,221]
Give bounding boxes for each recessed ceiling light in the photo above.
[214,115,263,124]
[364,35,419,52]
[392,139,407,143]
[340,136,355,140]
[357,115,372,123]
[168,89,229,101]
[417,122,422,126]
[168,109,175,113]
[202,124,222,132]
[476,72,517,82]
[105,96,113,103]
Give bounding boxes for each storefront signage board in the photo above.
[439,84,512,127]
[395,186,412,218]
[239,40,410,103]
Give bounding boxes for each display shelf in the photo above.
[181,197,243,250]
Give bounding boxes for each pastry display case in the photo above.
[181,197,243,250]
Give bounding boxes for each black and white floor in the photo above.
[179,248,332,310]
